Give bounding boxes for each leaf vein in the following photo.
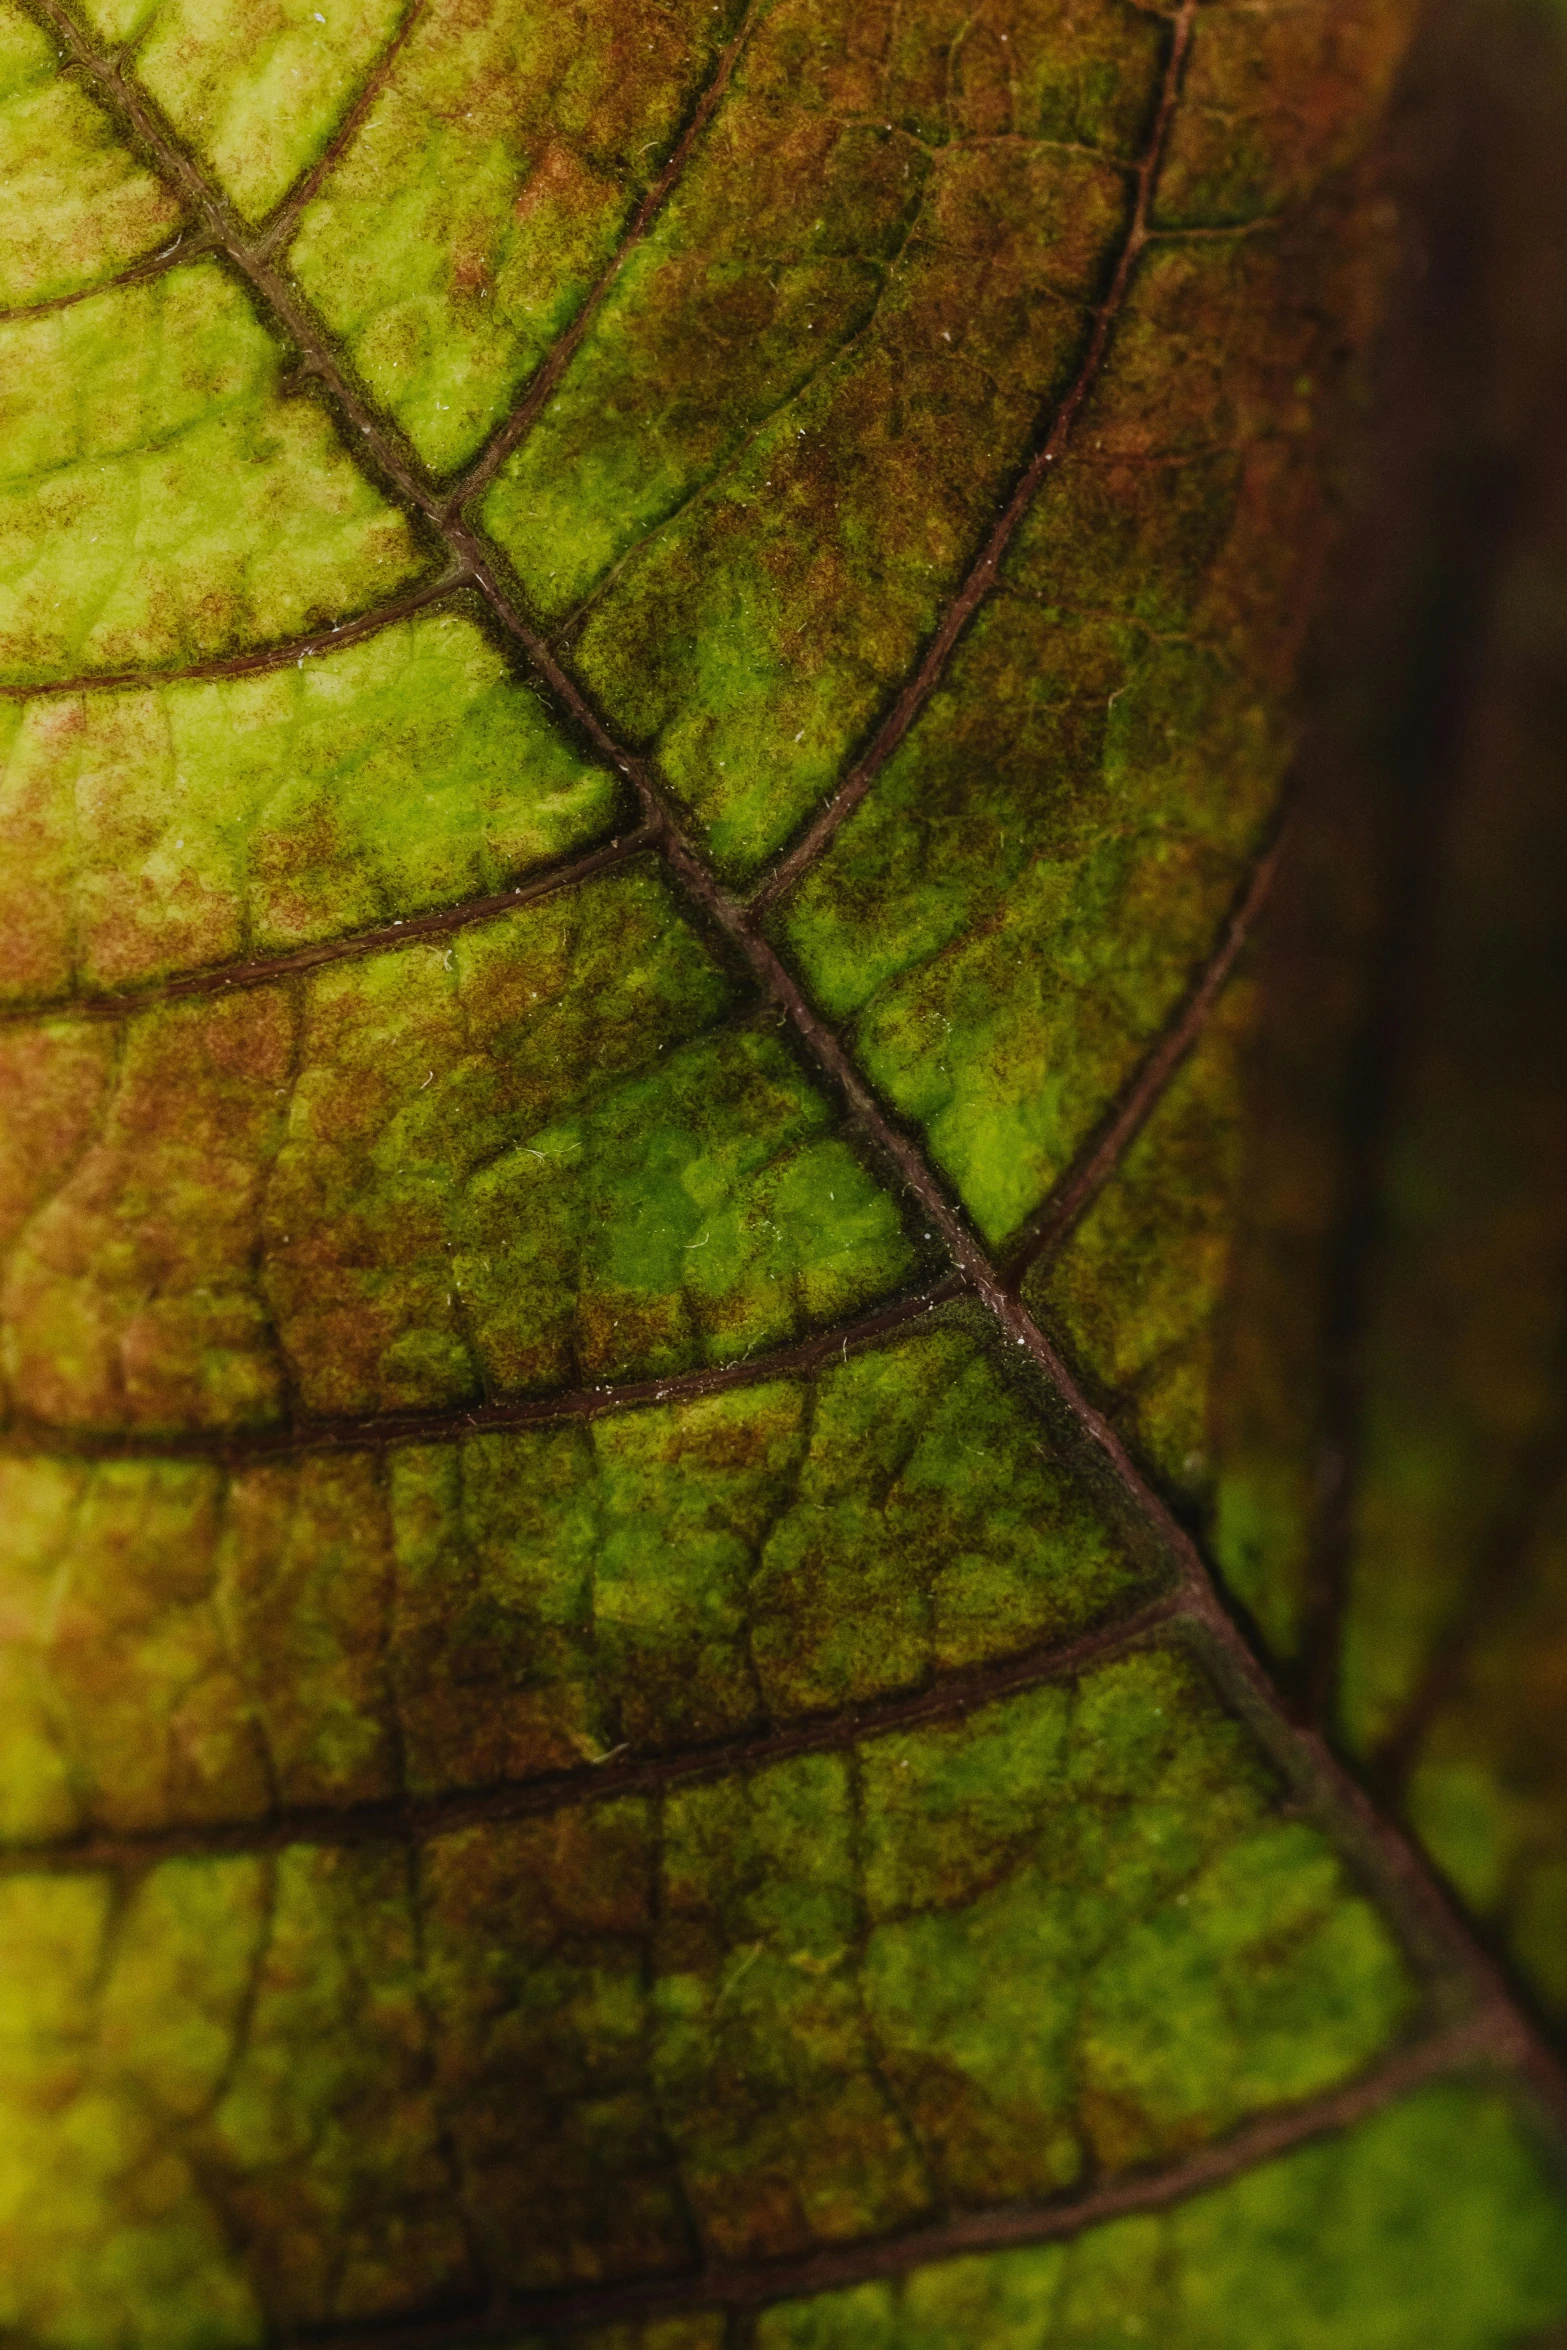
[447,0,772,513]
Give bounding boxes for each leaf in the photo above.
[0,0,1563,2342]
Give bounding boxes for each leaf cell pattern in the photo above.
[0,0,1563,2343]
[0,1314,1163,1838]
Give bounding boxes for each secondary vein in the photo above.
[745,0,1201,914]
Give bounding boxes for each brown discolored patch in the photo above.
[423,1800,691,2291]
[1156,0,1416,227]
[1,991,295,1432]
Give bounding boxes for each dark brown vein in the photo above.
[0,230,207,323]
[30,0,452,524]
[1005,825,1289,1283]
[0,566,464,700]
[0,1276,966,1464]
[448,0,767,514]
[744,0,1199,914]
[0,1592,1182,1875]
[544,170,936,652]
[0,825,655,1029]
[253,0,427,260]
[244,2016,1527,2349]
[23,0,1567,2175]
[225,243,449,519]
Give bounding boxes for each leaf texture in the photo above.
[0,0,1564,2343]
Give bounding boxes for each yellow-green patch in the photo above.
[84,0,407,222]
[0,604,623,1002]
[0,261,425,685]
[0,0,183,308]
[1028,977,1258,1529]
[485,0,1164,636]
[773,228,1339,1246]
[560,121,1129,883]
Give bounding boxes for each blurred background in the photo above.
[1215,0,1567,2055]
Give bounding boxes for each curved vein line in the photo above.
[0,1277,966,1463]
[254,0,428,260]
[0,1593,1182,1875]
[0,566,464,699]
[448,0,769,514]
[26,0,1567,2155]
[298,2017,1524,2349]
[745,3,1199,913]
[1005,824,1289,1283]
[0,826,656,1028]
[0,231,206,324]
[544,186,932,651]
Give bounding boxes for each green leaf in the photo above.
[0,0,1563,2342]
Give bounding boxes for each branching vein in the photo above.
[16,0,1567,2261]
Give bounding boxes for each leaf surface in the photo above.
[0,0,1563,2342]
